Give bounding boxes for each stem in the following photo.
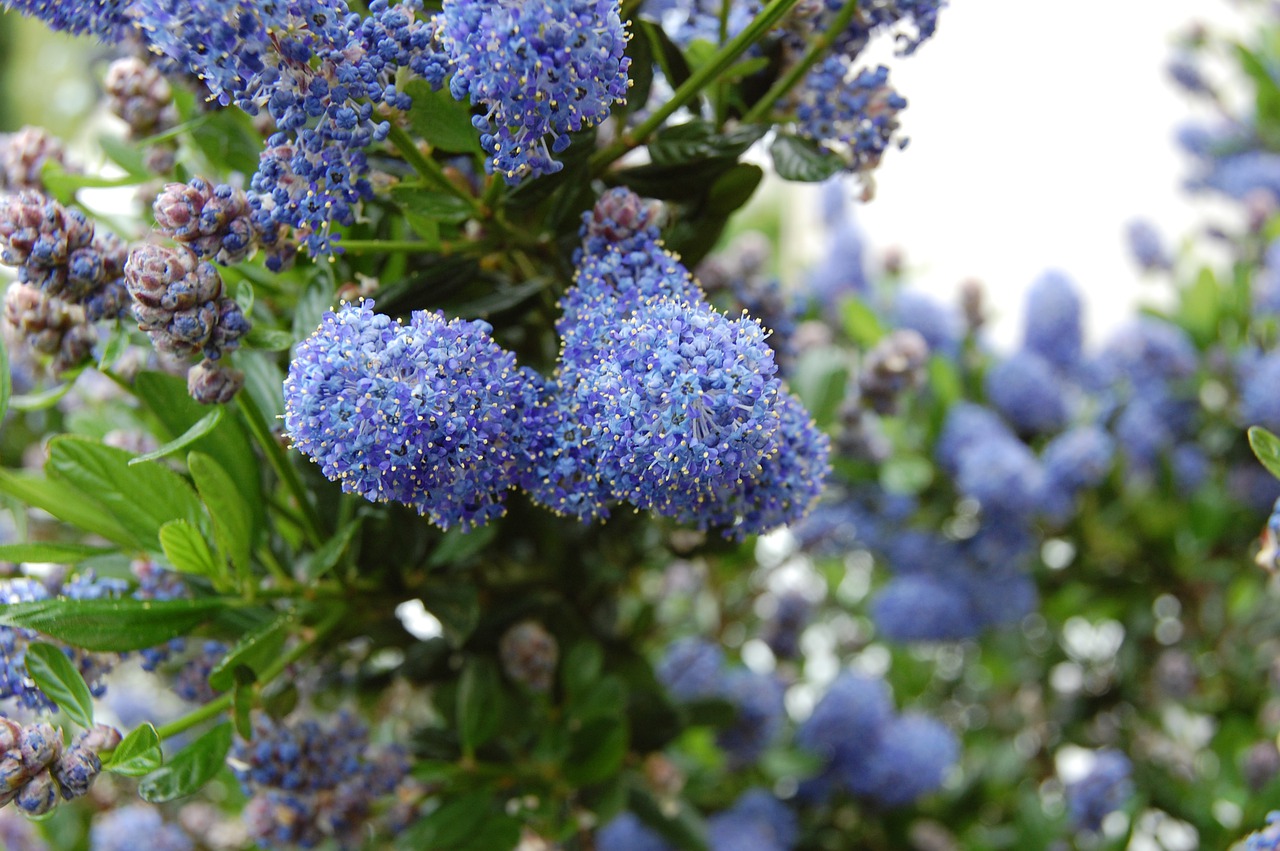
[387,123,482,213]
[741,0,860,125]
[235,393,326,547]
[339,239,454,254]
[590,0,802,173]
[154,606,347,741]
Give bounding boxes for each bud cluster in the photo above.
[153,177,283,266]
[0,719,121,816]
[0,127,73,194]
[122,243,250,404]
[857,328,929,415]
[103,56,180,174]
[0,192,130,322]
[3,282,96,375]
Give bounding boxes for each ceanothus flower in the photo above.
[794,59,908,182]
[283,300,529,531]
[706,789,798,851]
[847,712,957,806]
[984,350,1069,436]
[435,0,631,182]
[871,573,981,642]
[1065,749,1134,833]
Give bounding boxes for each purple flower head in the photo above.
[984,350,1069,436]
[848,712,957,806]
[717,670,786,768]
[596,813,673,851]
[1023,270,1084,373]
[796,672,893,769]
[656,637,725,702]
[794,60,908,182]
[890,288,961,356]
[1065,749,1133,833]
[437,0,631,182]
[283,301,528,530]
[871,573,980,642]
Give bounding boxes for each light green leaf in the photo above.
[105,724,163,776]
[129,408,223,466]
[0,542,117,563]
[0,470,139,548]
[188,452,254,586]
[0,598,229,652]
[25,642,94,729]
[405,79,482,154]
[208,609,294,692]
[1249,426,1280,481]
[158,520,223,583]
[139,723,233,803]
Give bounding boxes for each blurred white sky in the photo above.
[786,0,1249,349]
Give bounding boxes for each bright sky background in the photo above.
[786,0,1249,349]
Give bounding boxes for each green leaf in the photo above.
[10,370,83,412]
[648,121,766,166]
[97,133,150,178]
[569,675,626,724]
[842,298,886,347]
[405,79,482,154]
[636,20,693,91]
[927,355,962,409]
[1249,426,1280,481]
[0,331,10,422]
[39,162,139,204]
[208,610,294,692]
[457,658,503,753]
[0,598,228,652]
[97,323,131,371]
[563,642,604,703]
[139,722,233,803]
[564,717,627,786]
[0,542,116,563]
[391,186,475,225]
[244,327,294,351]
[234,280,254,316]
[105,724,163,776]
[429,523,496,567]
[135,372,262,526]
[628,785,710,851]
[232,673,255,739]
[297,519,360,581]
[47,436,205,550]
[189,452,253,585]
[0,470,138,548]
[879,454,934,495]
[397,793,496,851]
[189,107,263,177]
[789,346,850,429]
[159,520,223,583]
[770,134,844,182]
[425,586,480,646]
[129,408,223,466]
[25,642,94,729]
[704,163,763,218]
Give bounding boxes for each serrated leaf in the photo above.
[159,520,223,583]
[129,408,223,466]
[189,452,253,586]
[405,79,483,154]
[105,724,162,776]
[0,598,228,652]
[47,436,205,551]
[244,327,294,351]
[0,470,139,548]
[0,542,116,563]
[457,658,503,753]
[1249,426,1280,481]
[25,642,94,729]
[770,134,844,182]
[391,186,475,225]
[208,610,293,691]
[139,722,232,803]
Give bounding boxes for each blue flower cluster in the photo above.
[640,0,761,47]
[794,60,907,184]
[285,190,829,536]
[797,671,957,807]
[283,300,529,531]
[1245,811,1280,851]
[232,712,412,849]
[598,788,797,851]
[433,0,631,182]
[656,637,785,767]
[1064,749,1134,833]
[90,804,194,851]
[0,191,130,323]
[0,718,121,816]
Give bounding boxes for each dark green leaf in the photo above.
[636,20,693,91]
[208,610,294,691]
[291,275,334,344]
[189,108,263,177]
[770,134,844,182]
[405,79,483,154]
[25,642,94,729]
[649,121,766,166]
[457,659,503,753]
[189,452,253,585]
[448,276,552,319]
[158,520,224,583]
[139,722,233,803]
[129,408,223,466]
[563,642,604,702]
[244,327,295,351]
[0,598,228,652]
[705,163,763,217]
[569,675,626,723]
[391,186,475,225]
[105,724,163,776]
[455,816,521,851]
[397,792,494,851]
[1249,426,1280,481]
[0,542,116,563]
[425,586,480,646]
[297,519,360,581]
[429,523,497,567]
[232,676,254,739]
[0,470,138,548]
[135,372,262,524]
[47,436,205,550]
[564,717,627,785]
